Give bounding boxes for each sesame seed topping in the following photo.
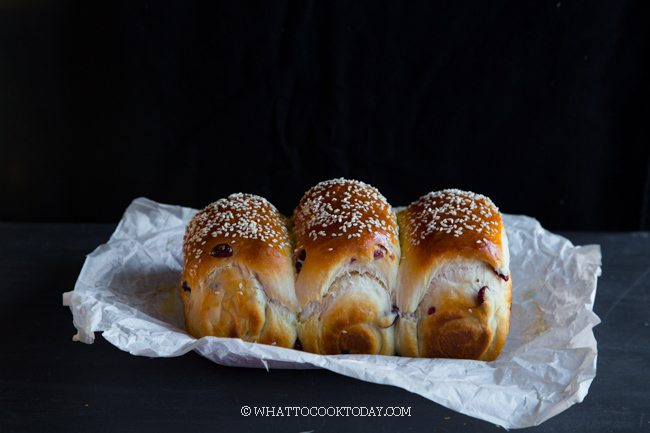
[293,178,398,246]
[403,189,501,247]
[183,193,292,261]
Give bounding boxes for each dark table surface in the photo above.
[1,223,649,433]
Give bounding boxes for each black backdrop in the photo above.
[2,1,649,231]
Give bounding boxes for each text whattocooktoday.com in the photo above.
[240,406,411,417]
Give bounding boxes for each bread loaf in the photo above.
[292,178,400,355]
[181,193,299,348]
[394,189,511,361]
[179,184,512,362]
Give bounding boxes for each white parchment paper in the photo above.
[63,197,601,429]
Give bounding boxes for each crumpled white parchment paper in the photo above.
[63,197,601,429]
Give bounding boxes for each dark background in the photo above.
[1,1,649,231]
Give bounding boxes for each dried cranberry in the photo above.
[293,339,303,351]
[182,281,191,293]
[428,306,436,315]
[379,307,399,328]
[494,269,510,282]
[210,243,233,258]
[374,245,386,259]
[478,286,488,305]
[296,249,306,273]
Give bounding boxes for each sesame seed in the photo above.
[403,189,501,247]
[182,193,292,262]
[293,179,397,247]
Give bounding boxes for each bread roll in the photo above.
[394,189,511,361]
[292,178,400,355]
[181,193,299,348]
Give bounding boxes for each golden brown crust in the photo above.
[292,178,400,304]
[399,189,507,276]
[181,193,298,347]
[395,189,511,361]
[292,178,400,355]
[298,273,397,355]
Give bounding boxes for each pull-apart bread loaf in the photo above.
[292,178,400,355]
[395,189,511,361]
[181,193,299,348]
